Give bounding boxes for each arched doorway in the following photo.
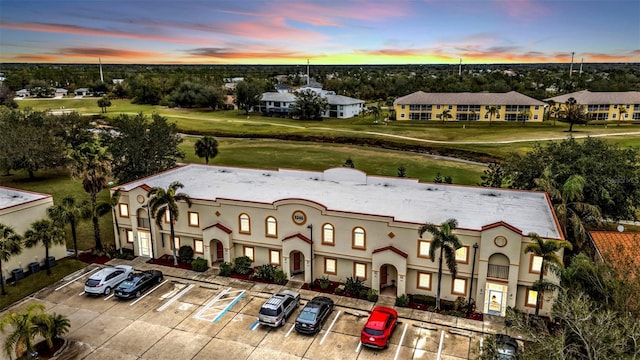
[209,239,224,264]
[379,264,398,296]
[289,250,305,281]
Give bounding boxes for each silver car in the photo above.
[84,265,134,296]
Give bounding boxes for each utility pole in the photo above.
[99,58,104,83]
[569,52,575,77]
[579,57,584,76]
[458,58,462,77]
[307,59,310,85]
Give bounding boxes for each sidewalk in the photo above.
[107,257,508,336]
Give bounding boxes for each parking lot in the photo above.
[1,264,487,360]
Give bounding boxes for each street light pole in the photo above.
[307,224,313,289]
[467,243,479,316]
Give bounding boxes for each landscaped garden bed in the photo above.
[302,276,379,302]
[78,246,135,265]
[396,293,484,321]
[146,246,210,272]
[218,256,288,285]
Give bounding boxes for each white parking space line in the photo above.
[156,284,194,312]
[285,324,295,337]
[393,323,409,360]
[104,293,115,301]
[355,341,362,353]
[319,310,341,345]
[129,279,169,306]
[55,267,99,291]
[436,330,445,360]
[78,291,85,296]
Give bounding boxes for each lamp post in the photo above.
[141,203,156,262]
[467,243,479,316]
[307,224,313,289]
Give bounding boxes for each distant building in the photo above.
[112,79,124,84]
[590,230,640,276]
[74,88,91,96]
[393,91,545,122]
[260,87,365,119]
[545,90,640,121]
[55,88,68,97]
[1,187,67,280]
[16,89,30,97]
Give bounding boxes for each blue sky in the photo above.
[1,0,638,64]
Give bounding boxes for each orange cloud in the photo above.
[4,54,58,62]
[58,47,161,59]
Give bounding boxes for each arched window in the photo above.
[239,213,251,234]
[322,223,334,245]
[352,227,366,250]
[266,216,277,237]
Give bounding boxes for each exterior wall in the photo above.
[554,103,639,121]
[324,103,365,119]
[394,103,545,123]
[1,196,67,279]
[114,188,562,318]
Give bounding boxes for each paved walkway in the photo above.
[107,257,508,337]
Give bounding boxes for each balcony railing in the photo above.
[487,264,509,279]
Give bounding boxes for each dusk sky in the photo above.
[1,0,638,65]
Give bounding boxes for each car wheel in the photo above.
[135,290,142,298]
[384,339,390,349]
[157,275,163,283]
[104,286,111,296]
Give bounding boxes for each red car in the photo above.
[361,306,398,349]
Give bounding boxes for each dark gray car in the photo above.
[295,296,334,334]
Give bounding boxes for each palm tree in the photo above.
[535,169,601,250]
[71,141,112,251]
[487,105,498,127]
[0,302,48,359]
[194,136,219,164]
[618,105,627,126]
[524,232,572,317]
[36,312,70,351]
[0,224,22,296]
[24,219,66,275]
[48,196,90,259]
[559,97,587,132]
[544,100,556,123]
[418,218,462,310]
[148,181,192,265]
[97,188,123,254]
[440,109,452,123]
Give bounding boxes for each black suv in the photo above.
[294,296,335,334]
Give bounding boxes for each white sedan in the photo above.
[84,265,134,296]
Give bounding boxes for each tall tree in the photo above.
[48,196,90,260]
[439,109,452,123]
[0,224,22,296]
[524,232,572,316]
[71,141,112,251]
[618,105,628,126]
[97,97,112,113]
[534,170,600,249]
[0,303,49,359]
[487,105,498,127]
[96,188,123,254]
[559,97,588,132]
[418,218,462,310]
[194,136,219,164]
[291,89,328,120]
[24,219,66,276]
[147,182,192,265]
[479,162,504,188]
[235,80,263,114]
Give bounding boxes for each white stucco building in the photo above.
[113,164,564,317]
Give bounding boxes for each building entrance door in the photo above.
[380,265,388,286]
[137,231,152,257]
[293,252,302,273]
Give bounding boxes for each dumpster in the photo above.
[11,268,25,281]
[28,262,40,274]
[47,256,56,268]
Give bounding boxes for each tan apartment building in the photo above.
[545,90,640,121]
[1,186,67,280]
[113,164,564,317]
[393,91,546,122]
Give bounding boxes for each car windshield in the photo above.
[260,308,278,316]
[85,279,101,286]
[118,281,135,289]
[363,327,384,336]
[298,309,317,321]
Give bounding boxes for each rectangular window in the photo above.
[417,272,432,290]
[188,212,199,227]
[354,262,367,280]
[530,255,543,274]
[400,113,405,118]
[243,246,255,262]
[526,288,539,307]
[164,210,171,223]
[118,203,129,218]
[325,258,337,275]
[194,239,204,254]
[452,278,467,296]
[126,230,134,243]
[173,237,180,250]
[269,249,281,266]
[418,240,431,258]
[455,246,469,264]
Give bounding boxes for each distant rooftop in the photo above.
[394,91,545,106]
[122,165,562,239]
[0,186,50,210]
[544,90,640,105]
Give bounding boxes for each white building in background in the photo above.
[260,86,365,119]
[1,187,67,280]
[112,164,564,317]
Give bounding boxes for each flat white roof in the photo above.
[122,165,562,239]
[0,186,50,210]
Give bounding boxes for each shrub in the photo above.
[411,294,434,305]
[359,288,369,299]
[367,289,379,302]
[344,277,364,296]
[440,299,456,311]
[395,294,410,307]
[234,256,253,275]
[318,276,330,290]
[219,262,233,277]
[178,245,194,263]
[273,269,287,285]
[253,264,277,281]
[334,285,345,296]
[453,296,467,311]
[191,257,208,272]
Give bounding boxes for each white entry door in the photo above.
[137,231,152,257]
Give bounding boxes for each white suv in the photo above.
[84,265,133,296]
